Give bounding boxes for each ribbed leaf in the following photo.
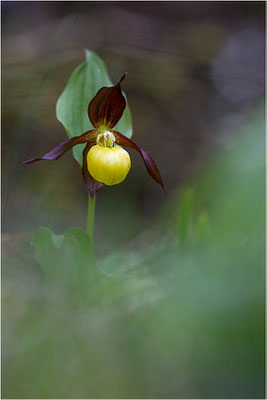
[32,227,98,305]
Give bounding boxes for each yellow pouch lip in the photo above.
[87,144,131,186]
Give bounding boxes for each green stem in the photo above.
[87,196,96,242]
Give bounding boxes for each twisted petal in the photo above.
[88,74,127,129]
[23,130,97,164]
[111,130,167,194]
[82,142,105,198]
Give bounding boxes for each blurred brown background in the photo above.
[2,1,265,254]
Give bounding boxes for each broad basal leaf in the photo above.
[32,227,98,306]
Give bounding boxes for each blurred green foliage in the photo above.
[2,105,264,398]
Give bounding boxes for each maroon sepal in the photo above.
[82,142,105,198]
[111,130,167,194]
[88,73,127,129]
[23,130,97,164]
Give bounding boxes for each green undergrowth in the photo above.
[2,106,265,398]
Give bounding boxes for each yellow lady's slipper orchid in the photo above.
[24,73,166,198]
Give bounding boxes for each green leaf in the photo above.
[56,50,133,166]
[32,227,98,306]
[32,227,62,280]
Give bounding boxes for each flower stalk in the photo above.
[87,196,96,242]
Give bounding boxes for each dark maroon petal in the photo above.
[23,130,97,164]
[88,73,127,129]
[111,130,167,194]
[82,142,105,198]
